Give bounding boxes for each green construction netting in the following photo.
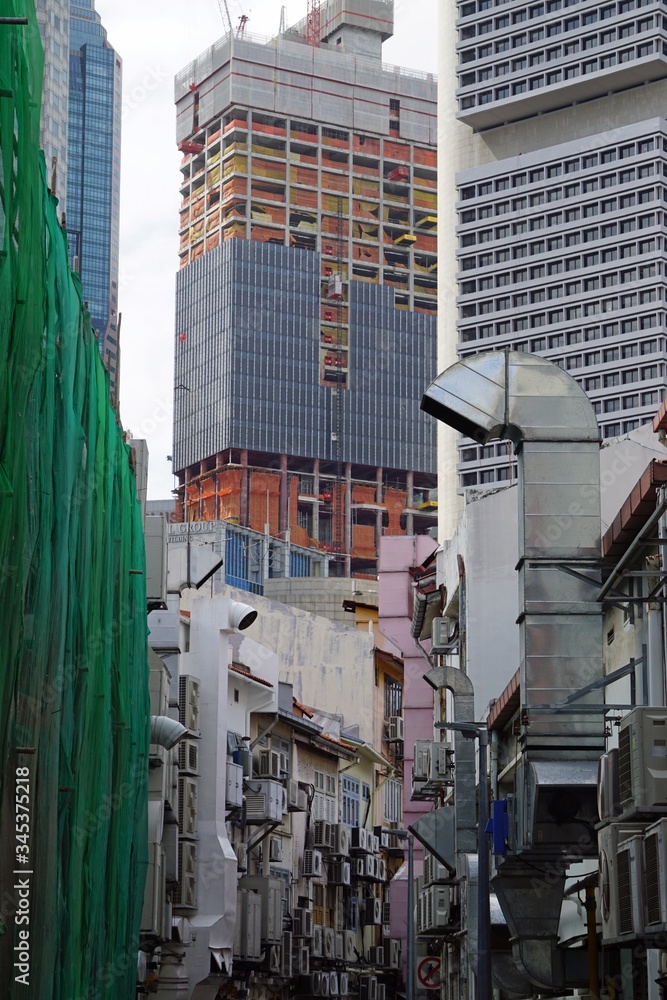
[0,2,149,997]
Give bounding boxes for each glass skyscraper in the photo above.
[67,1,122,395]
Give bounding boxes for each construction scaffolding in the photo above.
[0,5,149,997]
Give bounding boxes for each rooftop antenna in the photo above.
[279,5,287,33]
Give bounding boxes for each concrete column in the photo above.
[313,458,320,541]
[279,453,288,534]
[240,450,249,527]
[376,466,384,555]
[345,463,352,577]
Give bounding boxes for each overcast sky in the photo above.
[94,0,439,500]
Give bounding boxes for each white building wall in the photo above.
[178,597,278,991]
[186,584,377,743]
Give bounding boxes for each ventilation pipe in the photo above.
[422,350,605,992]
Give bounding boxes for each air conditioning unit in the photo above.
[178,675,200,733]
[368,946,384,965]
[343,929,356,962]
[618,708,667,811]
[141,843,166,937]
[234,841,248,872]
[374,827,390,850]
[239,876,285,944]
[178,740,199,775]
[386,938,401,969]
[339,972,349,996]
[364,898,382,925]
[234,890,263,961]
[598,823,647,942]
[294,906,314,938]
[387,832,405,853]
[173,841,197,909]
[323,926,336,959]
[424,851,451,886]
[377,860,387,882]
[304,849,323,878]
[269,836,283,863]
[598,748,621,823]
[314,820,332,849]
[335,932,344,960]
[645,818,667,931]
[331,823,350,856]
[387,716,404,742]
[178,776,198,838]
[268,944,282,973]
[297,788,308,811]
[419,885,451,933]
[359,975,377,1000]
[292,945,310,976]
[311,924,323,958]
[329,861,351,885]
[320,972,331,997]
[431,616,453,653]
[413,740,432,781]
[295,945,310,975]
[288,779,307,812]
[259,749,282,779]
[382,901,391,924]
[245,780,283,823]
[429,741,453,783]
[350,827,368,852]
[282,931,293,976]
[226,761,244,808]
[329,971,339,996]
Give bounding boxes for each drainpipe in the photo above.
[585,886,600,1000]
[648,487,667,706]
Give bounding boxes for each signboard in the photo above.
[418,958,442,990]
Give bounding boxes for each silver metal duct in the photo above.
[422,350,605,992]
[422,350,604,756]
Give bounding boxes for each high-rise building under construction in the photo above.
[173,0,438,576]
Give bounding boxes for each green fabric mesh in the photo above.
[0,2,149,996]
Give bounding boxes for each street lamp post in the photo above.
[394,829,415,1000]
[436,721,492,1000]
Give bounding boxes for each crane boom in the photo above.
[216,0,233,34]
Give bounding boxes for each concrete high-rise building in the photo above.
[439,0,667,532]
[173,0,438,577]
[67,1,122,395]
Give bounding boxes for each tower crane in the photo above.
[216,0,233,34]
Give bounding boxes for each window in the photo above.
[342,775,360,827]
[314,769,337,822]
[384,677,402,719]
[383,778,403,824]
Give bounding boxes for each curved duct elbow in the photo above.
[421,350,599,447]
[422,349,604,757]
[151,715,189,750]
